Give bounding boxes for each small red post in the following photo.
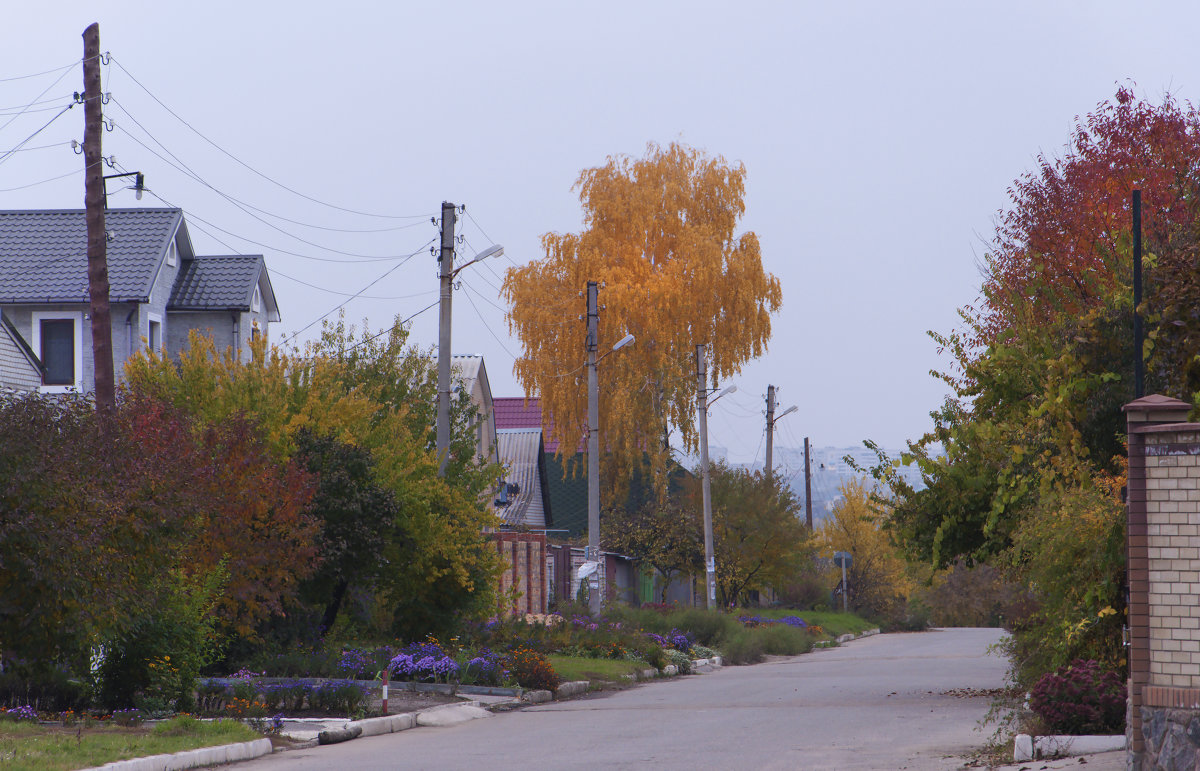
[381,666,389,716]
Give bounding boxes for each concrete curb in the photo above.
[81,737,273,771]
[348,699,483,737]
[1013,733,1126,761]
[814,628,881,648]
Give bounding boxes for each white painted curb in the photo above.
[1013,733,1126,761]
[81,737,272,771]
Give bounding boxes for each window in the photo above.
[251,285,261,313]
[166,241,177,267]
[41,320,73,384]
[31,312,83,392]
[147,313,162,351]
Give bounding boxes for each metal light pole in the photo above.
[434,200,502,477]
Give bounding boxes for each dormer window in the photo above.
[251,285,262,313]
[166,241,177,267]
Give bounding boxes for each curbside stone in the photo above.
[352,712,415,737]
[318,725,362,745]
[522,689,553,703]
[81,738,273,771]
[663,664,678,676]
[556,680,589,698]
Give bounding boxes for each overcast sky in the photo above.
[3,2,1195,464]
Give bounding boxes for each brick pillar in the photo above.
[1124,394,1194,764]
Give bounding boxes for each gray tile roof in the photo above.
[495,428,547,528]
[169,255,263,310]
[0,208,182,302]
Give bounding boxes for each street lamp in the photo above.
[436,200,503,476]
[765,383,797,476]
[695,343,736,610]
[582,280,635,615]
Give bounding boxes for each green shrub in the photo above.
[756,624,814,656]
[665,649,692,674]
[718,629,766,665]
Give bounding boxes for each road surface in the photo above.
[233,628,1011,770]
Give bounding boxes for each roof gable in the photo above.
[0,208,182,302]
[169,254,279,320]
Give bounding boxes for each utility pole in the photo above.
[82,23,114,414]
[804,437,813,530]
[1133,189,1144,399]
[764,385,776,476]
[585,280,602,614]
[696,344,716,609]
[436,201,457,477]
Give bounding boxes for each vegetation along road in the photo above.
[232,627,1007,771]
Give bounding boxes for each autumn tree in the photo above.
[124,317,503,641]
[504,142,782,493]
[602,497,702,603]
[683,461,809,605]
[820,480,911,620]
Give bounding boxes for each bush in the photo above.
[718,629,766,665]
[665,649,692,674]
[505,648,561,692]
[1029,660,1125,735]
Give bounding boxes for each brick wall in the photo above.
[1125,395,1200,768]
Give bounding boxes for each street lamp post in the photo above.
[695,343,736,610]
[435,200,503,476]
[583,278,634,615]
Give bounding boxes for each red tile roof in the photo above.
[492,396,585,453]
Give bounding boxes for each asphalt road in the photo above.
[232,628,1010,771]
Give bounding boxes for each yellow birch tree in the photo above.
[503,142,782,490]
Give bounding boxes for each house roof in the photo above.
[0,208,183,303]
[493,396,585,453]
[0,309,41,373]
[495,428,547,528]
[169,254,281,321]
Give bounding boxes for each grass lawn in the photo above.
[547,655,647,687]
[0,715,262,771]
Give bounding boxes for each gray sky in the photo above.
[2,2,1193,463]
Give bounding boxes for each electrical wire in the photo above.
[110,108,430,258]
[110,56,428,220]
[0,63,76,136]
[0,103,76,167]
[271,268,438,301]
[0,60,78,83]
[277,244,431,345]
[0,163,87,193]
[464,208,521,268]
[459,278,520,360]
[0,139,73,153]
[144,188,431,265]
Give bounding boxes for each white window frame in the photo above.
[251,285,262,313]
[147,312,163,352]
[166,241,177,267]
[31,310,83,394]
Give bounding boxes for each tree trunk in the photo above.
[320,580,349,636]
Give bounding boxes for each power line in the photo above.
[271,267,438,301]
[0,60,78,83]
[277,241,434,346]
[0,103,76,167]
[144,188,428,265]
[110,55,428,221]
[459,278,519,361]
[110,105,432,258]
[0,63,76,136]
[0,162,88,193]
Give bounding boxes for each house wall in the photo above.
[0,325,40,391]
[493,532,548,616]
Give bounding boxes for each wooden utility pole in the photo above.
[1133,189,1144,399]
[804,436,813,530]
[83,23,115,413]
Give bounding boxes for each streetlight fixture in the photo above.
[436,199,503,476]
[765,384,797,476]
